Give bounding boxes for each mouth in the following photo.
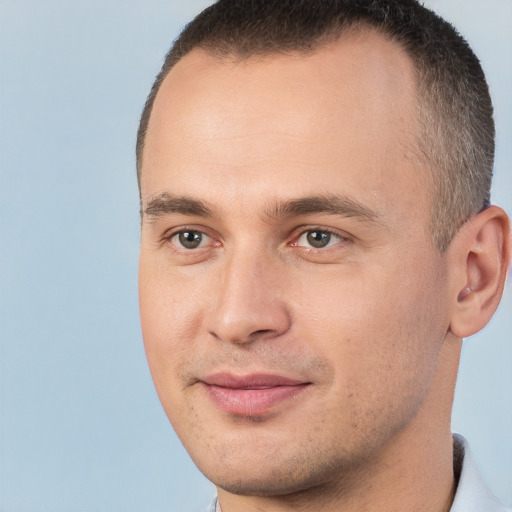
[199,373,311,416]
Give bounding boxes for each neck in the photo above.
[217,335,461,512]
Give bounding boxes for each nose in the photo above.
[205,249,291,344]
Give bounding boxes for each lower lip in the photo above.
[203,383,309,416]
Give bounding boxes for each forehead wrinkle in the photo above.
[264,194,382,223]
[142,193,217,221]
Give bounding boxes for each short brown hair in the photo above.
[136,0,494,251]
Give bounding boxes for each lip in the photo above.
[200,373,311,416]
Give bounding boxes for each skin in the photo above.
[138,30,511,512]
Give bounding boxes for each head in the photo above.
[137,0,510,506]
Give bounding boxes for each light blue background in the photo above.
[0,1,510,510]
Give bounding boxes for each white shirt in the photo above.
[450,434,510,512]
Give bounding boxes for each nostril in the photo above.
[208,328,278,344]
[206,299,292,344]
[253,329,273,336]
[248,329,275,340]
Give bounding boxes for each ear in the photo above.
[448,205,511,339]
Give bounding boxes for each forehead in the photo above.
[141,29,429,228]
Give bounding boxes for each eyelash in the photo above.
[160,227,219,251]
[290,227,348,250]
[161,226,351,253]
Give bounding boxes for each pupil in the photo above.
[179,231,202,249]
[307,231,330,248]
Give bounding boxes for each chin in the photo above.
[198,448,353,499]
[211,472,324,498]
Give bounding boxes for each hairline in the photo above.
[136,24,467,253]
[137,23,426,177]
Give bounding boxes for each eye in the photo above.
[294,229,343,249]
[171,230,210,249]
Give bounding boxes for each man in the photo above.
[136,1,511,511]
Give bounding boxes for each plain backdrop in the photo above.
[0,1,511,510]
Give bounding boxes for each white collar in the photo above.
[450,433,509,511]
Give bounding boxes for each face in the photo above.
[139,31,452,497]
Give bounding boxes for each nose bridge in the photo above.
[207,242,290,344]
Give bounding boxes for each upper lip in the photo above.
[201,373,308,389]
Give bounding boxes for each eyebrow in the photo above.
[266,194,380,223]
[142,192,380,224]
[143,193,215,220]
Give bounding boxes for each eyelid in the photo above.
[159,225,221,250]
[289,226,352,248]
[157,223,352,253]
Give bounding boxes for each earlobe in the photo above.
[448,206,511,339]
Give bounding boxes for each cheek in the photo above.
[138,261,205,396]
[296,255,449,392]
